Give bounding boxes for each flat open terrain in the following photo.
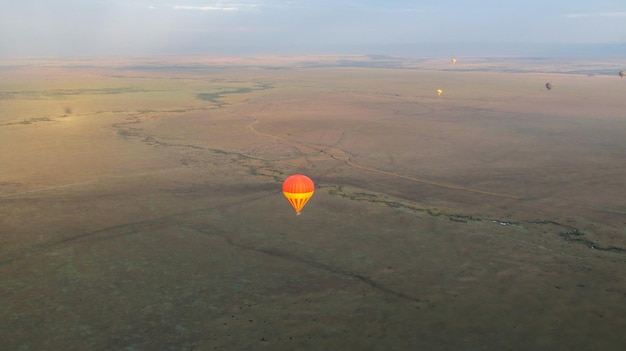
[1,55,625,350]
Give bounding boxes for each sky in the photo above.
[1,0,626,57]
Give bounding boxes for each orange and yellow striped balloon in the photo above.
[282,174,314,215]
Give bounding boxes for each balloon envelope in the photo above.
[545,82,552,90]
[620,71,625,77]
[451,58,457,64]
[282,174,314,215]
[437,89,443,96]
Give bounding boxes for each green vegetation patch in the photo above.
[195,83,273,106]
[19,117,52,124]
[0,87,150,100]
[0,117,54,126]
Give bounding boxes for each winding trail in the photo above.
[247,119,520,200]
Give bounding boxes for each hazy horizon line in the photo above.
[1,42,625,59]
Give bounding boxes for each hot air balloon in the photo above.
[282,174,314,215]
[451,58,457,64]
[436,89,443,96]
[545,82,552,91]
[620,71,625,77]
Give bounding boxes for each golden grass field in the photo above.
[1,55,625,350]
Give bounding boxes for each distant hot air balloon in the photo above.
[451,58,457,64]
[545,82,552,91]
[282,174,314,215]
[620,71,625,78]
[436,89,443,96]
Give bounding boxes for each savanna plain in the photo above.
[1,55,625,350]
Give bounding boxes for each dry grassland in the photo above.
[1,56,625,350]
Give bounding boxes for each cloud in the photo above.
[173,5,239,11]
[171,1,264,11]
[174,26,258,33]
[565,11,626,18]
